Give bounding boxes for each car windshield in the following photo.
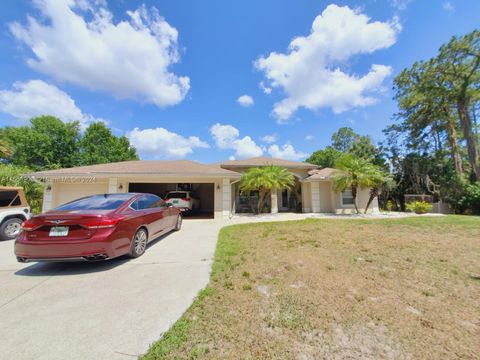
[54,194,133,211]
[166,192,187,199]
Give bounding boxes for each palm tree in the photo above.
[363,168,395,214]
[333,155,377,214]
[239,165,295,214]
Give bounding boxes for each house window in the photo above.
[238,190,259,212]
[341,189,354,206]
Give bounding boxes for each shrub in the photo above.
[458,182,480,214]
[386,200,394,211]
[405,201,432,214]
[440,175,469,213]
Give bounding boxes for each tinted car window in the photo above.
[137,195,162,210]
[150,199,168,208]
[55,194,132,211]
[0,191,19,207]
[130,199,139,211]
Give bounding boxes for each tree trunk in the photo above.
[458,100,479,181]
[364,188,379,214]
[445,114,463,176]
[351,185,359,214]
[257,189,268,214]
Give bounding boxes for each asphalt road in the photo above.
[0,219,224,360]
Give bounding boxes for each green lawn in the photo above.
[142,216,480,359]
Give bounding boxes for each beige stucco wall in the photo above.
[43,176,233,219]
[306,181,379,214]
[301,182,312,212]
[46,180,109,211]
[319,182,333,212]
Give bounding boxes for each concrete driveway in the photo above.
[0,219,225,360]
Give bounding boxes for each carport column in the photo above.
[42,182,53,212]
[311,182,321,213]
[270,191,278,214]
[108,178,118,193]
[222,178,231,218]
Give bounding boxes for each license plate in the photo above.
[49,226,69,237]
[172,200,179,204]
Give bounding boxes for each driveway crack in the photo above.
[0,276,52,310]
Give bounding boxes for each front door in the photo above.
[279,189,289,211]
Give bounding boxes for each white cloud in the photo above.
[237,94,254,107]
[128,127,209,159]
[0,80,99,127]
[305,134,314,141]
[209,123,239,149]
[268,144,308,161]
[255,4,400,122]
[442,1,454,12]
[210,123,264,159]
[10,0,189,107]
[389,0,413,11]
[259,81,272,95]
[260,133,278,144]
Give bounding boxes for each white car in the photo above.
[164,191,200,212]
[0,187,31,240]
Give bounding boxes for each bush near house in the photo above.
[405,201,432,214]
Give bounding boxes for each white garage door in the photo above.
[53,182,109,207]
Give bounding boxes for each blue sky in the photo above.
[0,0,479,163]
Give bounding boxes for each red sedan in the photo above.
[15,193,182,262]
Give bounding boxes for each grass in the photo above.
[142,216,480,359]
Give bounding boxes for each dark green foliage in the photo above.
[306,146,342,168]
[331,127,359,152]
[1,117,139,170]
[308,126,386,169]
[78,122,138,165]
[458,182,480,214]
[2,116,81,170]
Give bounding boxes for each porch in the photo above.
[231,177,303,214]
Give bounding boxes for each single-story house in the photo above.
[31,156,378,218]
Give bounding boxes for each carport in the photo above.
[128,182,215,219]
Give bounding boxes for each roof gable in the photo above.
[303,167,337,181]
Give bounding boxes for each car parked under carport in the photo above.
[129,182,215,218]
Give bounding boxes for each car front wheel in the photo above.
[129,228,148,258]
[174,214,182,231]
[0,218,23,241]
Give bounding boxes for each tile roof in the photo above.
[220,156,317,169]
[303,167,337,181]
[31,160,241,177]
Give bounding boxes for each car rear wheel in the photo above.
[174,214,182,231]
[129,228,148,258]
[0,218,23,241]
